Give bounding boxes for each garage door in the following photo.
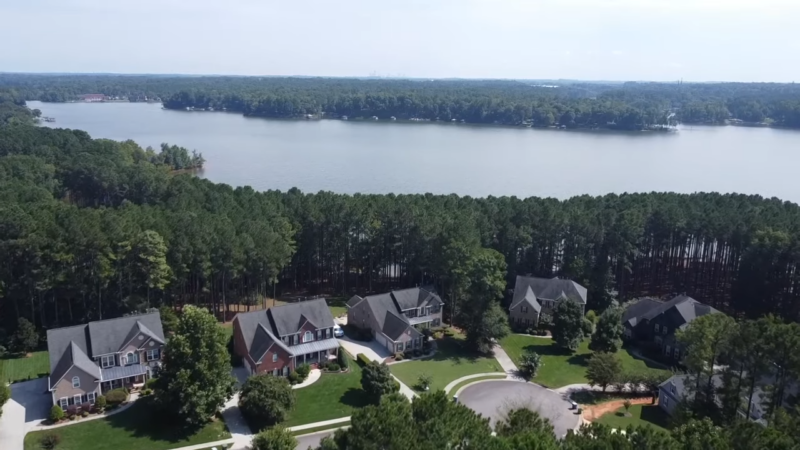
[376,333,386,347]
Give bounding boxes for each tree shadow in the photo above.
[339,388,370,408]
[567,353,591,366]
[521,343,573,357]
[639,405,671,429]
[105,397,222,444]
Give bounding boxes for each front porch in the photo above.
[292,338,340,366]
[100,365,150,393]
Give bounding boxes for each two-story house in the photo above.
[233,299,339,377]
[508,276,587,330]
[47,312,166,408]
[346,287,444,354]
[659,374,770,424]
[623,295,721,360]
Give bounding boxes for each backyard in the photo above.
[327,298,348,318]
[595,403,671,433]
[281,352,368,428]
[1,351,49,383]
[499,335,669,388]
[23,398,231,450]
[390,334,503,392]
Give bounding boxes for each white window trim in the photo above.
[72,376,80,388]
[59,397,68,409]
[101,355,115,368]
[272,353,278,363]
[125,351,138,365]
[304,331,314,343]
[73,394,82,405]
[87,392,96,404]
[654,323,660,332]
[146,349,159,361]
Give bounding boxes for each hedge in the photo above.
[356,353,371,366]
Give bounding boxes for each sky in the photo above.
[2,0,798,82]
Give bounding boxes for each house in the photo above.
[659,374,769,425]
[47,312,165,408]
[346,287,444,353]
[80,94,105,102]
[623,295,721,360]
[233,299,339,377]
[509,276,587,330]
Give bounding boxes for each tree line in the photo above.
[5,73,800,128]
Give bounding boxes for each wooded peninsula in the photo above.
[2,74,800,130]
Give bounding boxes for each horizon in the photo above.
[2,0,799,82]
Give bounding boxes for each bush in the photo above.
[81,410,90,417]
[538,313,553,331]
[0,383,9,414]
[417,373,432,391]
[40,433,61,450]
[105,388,128,405]
[317,360,329,370]
[394,352,404,361]
[80,402,92,412]
[432,331,444,339]
[403,350,413,359]
[413,349,421,357]
[145,377,158,390]
[327,363,340,372]
[49,405,65,422]
[337,349,349,369]
[239,374,296,429]
[519,350,543,380]
[295,364,311,382]
[356,353,371,366]
[361,361,399,403]
[142,388,153,396]
[525,327,538,335]
[287,371,300,385]
[443,328,455,337]
[95,395,107,410]
[66,405,78,417]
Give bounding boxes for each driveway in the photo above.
[337,336,391,362]
[295,428,344,449]
[0,378,51,450]
[457,380,580,438]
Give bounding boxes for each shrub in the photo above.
[251,426,296,450]
[356,353,371,366]
[105,388,128,405]
[327,363,340,372]
[361,361,399,403]
[443,328,455,337]
[317,361,329,370]
[69,415,76,421]
[417,373,432,391]
[394,352,404,361]
[142,388,153,396]
[40,433,61,450]
[295,364,311,381]
[337,349,349,368]
[586,310,598,324]
[80,402,92,412]
[95,395,107,410]
[49,405,65,422]
[519,350,543,380]
[145,377,158,390]
[413,349,421,357]
[239,374,296,429]
[287,371,300,385]
[81,410,90,417]
[66,405,78,417]
[403,350,413,359]
[432,331,444,339]
[0,383,9,414]
[538,313,553,330]
[525,327,538,335]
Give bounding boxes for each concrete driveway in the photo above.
[0,378,51,450]
[457,380,580,438]
[337,336,391,362]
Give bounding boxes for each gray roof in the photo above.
[268,299,335,338]
[346,295,364,308]
[512,276,588,307]
[88,313,165,356]
[352,288,440,342]
[510,285,542,312]
[661,374,769,422]
[390,287,443,311]
[47,312,164,390]
[101,364,148,381]
[382,311,412,340]
[624,295,720,328]
[290,338,340,356]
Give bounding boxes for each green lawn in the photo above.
[500,336,669,388]
[291,421,350,436]
[23,398,230,450]
[327,298,348,318]
[390,336,502,392]
[596,403,671,432]
[446,374,507,394]
[280,353,369,428]
[1,351,50,383]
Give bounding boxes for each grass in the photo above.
[280,352,368,428]
[1,351,50,383]
[500,336,669,389]
[596,403,671,433]
[23,398,231,450]
[327,297,348,318]
[291,421,351,436]
[390,335,502,392]
[446,374,507,394]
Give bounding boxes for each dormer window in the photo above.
[100,355,115,368]
[304,331,314,343]
[72,376,80,388]
[654,324,660,333]
[123,351,138,365]
[521,306,529,313]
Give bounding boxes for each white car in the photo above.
[333,324,344,337]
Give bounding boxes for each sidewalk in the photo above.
[443,372,507,394]
[492,344,520,377]
[169,438,236,450]
[292,369,321,389]
[220,393,251,450]
[287,416,351,432]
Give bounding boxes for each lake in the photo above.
[28,101,800,202]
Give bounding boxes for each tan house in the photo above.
[347,287,444,353]
[509,276,587,330]
[47,312,165,408]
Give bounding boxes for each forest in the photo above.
[1,92,800,338]
[3,73,800,129]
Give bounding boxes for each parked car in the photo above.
[334,324,344,337]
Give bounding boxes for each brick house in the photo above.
[508,276,587,330]
[233,299,339,377]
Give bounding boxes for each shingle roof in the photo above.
[346,295,364,308]
[512,276,588,307]
[661,374,768,421]
[622,298,663,327]
[510,285,542,312]
[268,299,335,337]
[625,295,720,328]
[382,311,412,340]
[49,341,102,389]
[47,325,91,385]
[390,287,442,310]
[88,313,165,356]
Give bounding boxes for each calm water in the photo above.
[29,101,800,202]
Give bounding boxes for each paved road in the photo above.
[457,380,581,438]
[295,429,341,449]
[0,378,51,450]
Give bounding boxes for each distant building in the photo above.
[508,276,587,330]
[81,94,105,102]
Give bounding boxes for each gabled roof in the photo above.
[624,295,720,328]
[390,287,443,311]
[382,311,412,341]
[268,299,335,337]
[49,341,101,390]
[249,323,292,363]
[47,324,91,385]
[346,295,364,308]
[510,286,542,312]
[512,275,588,306]
[88,312,165,356]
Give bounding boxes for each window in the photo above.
[146,349,160,361]
[283,366,290,376]
[674,348,680,359]
[432,318,440,327]
[397,342,404,352]
[72,376,80,388]
[662,327,668,335]
[665,345,671,355]
[272,353,278,363]
[125,352,139,365]
[521,306,529,313]
[87,392,96,404]
[326,328,331,338]
[663,397,670,408]
[304,331,314,343]
[273,368,278,376]
[73,395,82,405]
[654,323,660,333]
[100,355,115,368]
[59,397,68,409]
